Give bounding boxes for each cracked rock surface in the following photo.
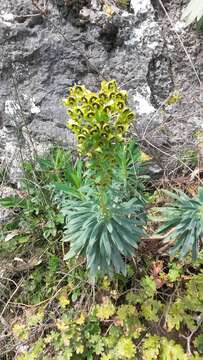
[0,0,202,184]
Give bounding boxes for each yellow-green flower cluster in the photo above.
[63,80,134,156]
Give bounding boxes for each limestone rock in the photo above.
[0,0,202,183]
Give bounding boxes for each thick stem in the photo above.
[99,188,109,218]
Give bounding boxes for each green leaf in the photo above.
[115,337,136,359]
[53,183,82,199]
[142,335,160,360]
[198,187,203,203]
[100,230,112,265]
[154,187,203,259]
[141,276,156,298]
[107,222,113,234]
[194,333,203,353]
[111,246,126,275]
[0,196,26,209]
[160,338,186,360]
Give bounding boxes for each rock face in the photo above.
[0,0,202,183]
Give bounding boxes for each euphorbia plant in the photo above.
[62,80,146,277]
[153,187,203,260]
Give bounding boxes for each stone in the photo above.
[0,0,202,185]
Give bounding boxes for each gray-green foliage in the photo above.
[62,196,145,278]
[57,140,146,278]
[153,187,203,259]
[60,81,147,278]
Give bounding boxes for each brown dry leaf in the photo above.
[150,260,164,277]
[154,277,166,289]
[114,318,123,327]
[181,275,192,281]
[187,184,197,197]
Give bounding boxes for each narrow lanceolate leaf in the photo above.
[120,229,139,248]
[69,213,93,227]
[111,246,126,275]
[112,219,139,248]
[155,186,203,260]
[86,249,97,270]
[82,216,97,229]
[88,222,104,248]
[100,230,111,265]
[156,221,178,235]
[179,231,196,258]
[53,183,82,198]
[107,221,113,234]
[111,227,134,257]
[162,189,189,202]
[64,229,90,259]
[169,238,185,257]
[192,238,198,260]
[63,230,81,243]
[110,228,125,254]
[0,196,26,209]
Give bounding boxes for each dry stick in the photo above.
[136,0,202,181]
[142,97,200,141]
[8,79,38,198]
[0,331,12,341]
[142,97,171,139]
[104,322,113,336]
[0,313,9,329]
[0,279,23,318]
[29,281,82,308]
[11,73,57,220]
[11,73,38,160]
[158,0,201,86]
[140,135,203,185]
[0,277,18,288]
[181,313,203,358]
[32,0,49,16]
[10,260,85,308]
[121,0,201,136]
[158,0,202,186]
[162,284,179,329]
[18,176,54,213]
[0,344,18,358]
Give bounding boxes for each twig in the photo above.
[104,322,113,336]
[31,0,49,16]
[11,73,37,159]
[181,313,203,358]
[162,284,178,329]
[158,0,201,86]
[0,344,18,357]
[140,136,203,185]
[0,279,23,317]
[142,101,166,139]
[10,260,85,308]
[0,277,18,288]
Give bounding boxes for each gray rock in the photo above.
[0,0,202,184]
